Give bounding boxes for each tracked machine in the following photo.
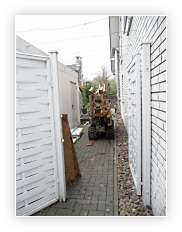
[88,85,114,140]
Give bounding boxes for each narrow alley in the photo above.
[33,125,115,216]
[32,113,154,216]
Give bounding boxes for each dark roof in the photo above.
[66,64,80,72]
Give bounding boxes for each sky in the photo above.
[15,15,111,81]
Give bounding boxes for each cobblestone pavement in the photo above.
[33,125,115,216]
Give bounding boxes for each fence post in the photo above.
[141,42,151,206]
[49,51,66,202]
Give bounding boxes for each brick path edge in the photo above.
[113,117,118,216]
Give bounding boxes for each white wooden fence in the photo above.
[127,44,151,204]
[127,54,141,195]
[16,52,66,216]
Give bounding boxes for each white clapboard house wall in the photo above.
[16,36,80,216]
[109,16,166,216]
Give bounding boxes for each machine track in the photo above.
[88,125,98,140]
[105,121,114,139]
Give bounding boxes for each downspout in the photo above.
[127,16,133,36]
[123,16,127,34]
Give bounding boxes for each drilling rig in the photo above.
[88,84,114,140]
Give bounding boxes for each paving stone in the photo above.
[105,209,113,216]
[84,195,92,200]
[66,200,76,209]
[92,195,99,201]
[88,210,105,216]
[74,185,82,191]
[98,202,106,211]
[106,196,114,202]
[107,186,113,191]
[71,194,84,199]
[106,203,114,212]
[82,183,94,187]
[47,208,57,216]
[71,204,82,216]
[90,200,98,204]
[107,187,114,196]
[56,208,73,216]
[53,202,67,209]
[69,198,77,202]
[66,193,71,198]
[102,175,108,179]
[79,190,87,195]
[108,182,114,188]
[80,209,89,216]
[70,190,79,195]
[82,178,90,183]
[100,180,108,184]
[93,191,103,196]
[82,204,97,210]
[76,199,91,204]
[42,206,51,213]
[74,202,82,209]
[99,195,106,201]
[85,191,93,196]
[32,212,41,216]
[93,186,100,192]
[95,182,101,187]
[89,180,96,184]
[67,186,74,191]
[89,186,95,191]
[40,212,48,216]
[80,186,88,192]
[100,191,107,196]
[99,186,107,191]
[34,210,48,216]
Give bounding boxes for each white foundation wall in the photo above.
[119,16,166,216]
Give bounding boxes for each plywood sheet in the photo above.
[87,140,95,146]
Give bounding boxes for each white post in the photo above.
[77,83,81,125]
[141,42,151,206]
[49,51,66,202]
[135,54,141,195]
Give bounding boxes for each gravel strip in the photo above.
[115,113,153,216]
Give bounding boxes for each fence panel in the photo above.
[16,52,59,216]
[127,54,141,195]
